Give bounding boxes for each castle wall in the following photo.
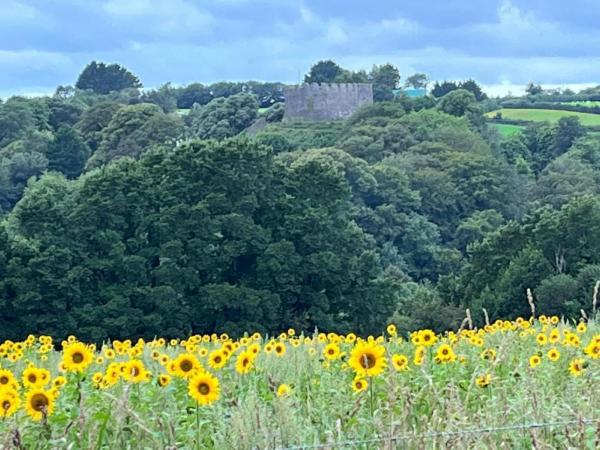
[283,83,373,122]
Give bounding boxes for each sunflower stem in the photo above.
[195,403,200,448]
[369,376,374,417]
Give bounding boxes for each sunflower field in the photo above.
[0,316,598,449]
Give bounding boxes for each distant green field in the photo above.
[560,101,600,107]
[490,123,524,137]
[486,108,600,126]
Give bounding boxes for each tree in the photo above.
[46,127,90,179]
[304,60,343,84]
[187,93,258,140]
[525,82,543,96]
[459,79,487,101]
[87,103,183,168]
[431,81,459,98]
[405,73,429,89]
[75,61,142,95]
[553,116,586,155]
[176,83,213,109]
[48,98,84,130]
[370,63,401,102]
[141,83,178,113]
[75,101,122,152]
[437,89,479,117]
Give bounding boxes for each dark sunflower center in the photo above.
[198,382,210,395]
[328,349,334,355]
[180,360,193,372]
[31,393,48,411]
[72,352,84,364]
[2,400,10,410]
[28,374,37,383]
[242,358,249,367]
[442,349,449,355]
[423,335,431,341]
[355,381,362,389]
[131,367,140,376]
[214,356,222,364]
[0,376,8,384]
[360,353,376,369]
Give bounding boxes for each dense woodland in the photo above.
[0,60,599,341]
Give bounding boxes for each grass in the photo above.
[490,123,524,137]
[560,101,600,107]
[0,316,597,448]
[486,108,600,126]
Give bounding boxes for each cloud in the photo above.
[1,0,600,95]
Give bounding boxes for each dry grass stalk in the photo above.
[466,308,473,330]
[482,308,490,327]
[526,288,535,318]
[593,281,599,315]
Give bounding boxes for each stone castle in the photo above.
[283,83,373,122]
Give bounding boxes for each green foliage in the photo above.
[75,61,142,94]
[455,196,600,321]
[46,127,90,179]
[304,60,344,83]
[187,93,258,140]
[0,138,398,340]
[370,63,401,102]
[75,102,122,152]
[87,103,183,168]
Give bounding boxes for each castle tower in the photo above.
[283,83,373,122]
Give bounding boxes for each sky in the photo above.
[1,0,599,98]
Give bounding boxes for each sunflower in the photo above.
[0,390,20,418]
[25,389,55,421]
[248,343,261,356]
[274,342,286,357]
[235,351,254,375]
[418,330,437,347]
[62,342,94,373]
[52,376,66,388]
[349,341,386,377]
[576,322,587,334]
[0,369,16,389]
[547,348,560,362]
[208,349,227,370]
[323,343,340,361]
[173,353,201,378]
[123,360,148,383]
[435,344,456,363]
[475,374,491,388]
[351,377,368,393]
[413,346,425,366]
[549,329,560,343]
[535,334,547,346]
[188,372,220,406]
[568,358,586,377]
[276,383,290,397]
[23,367,50,389]
[386,324,397,336]
[92,372,103,385]
[157,374,171,387]
[391,354,409,372]
[480,349,496,361]
[529,355,541,368]
[584,341,600,359]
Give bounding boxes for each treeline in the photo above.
[1,60,600,341]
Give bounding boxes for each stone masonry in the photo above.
[283,83,373,121]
